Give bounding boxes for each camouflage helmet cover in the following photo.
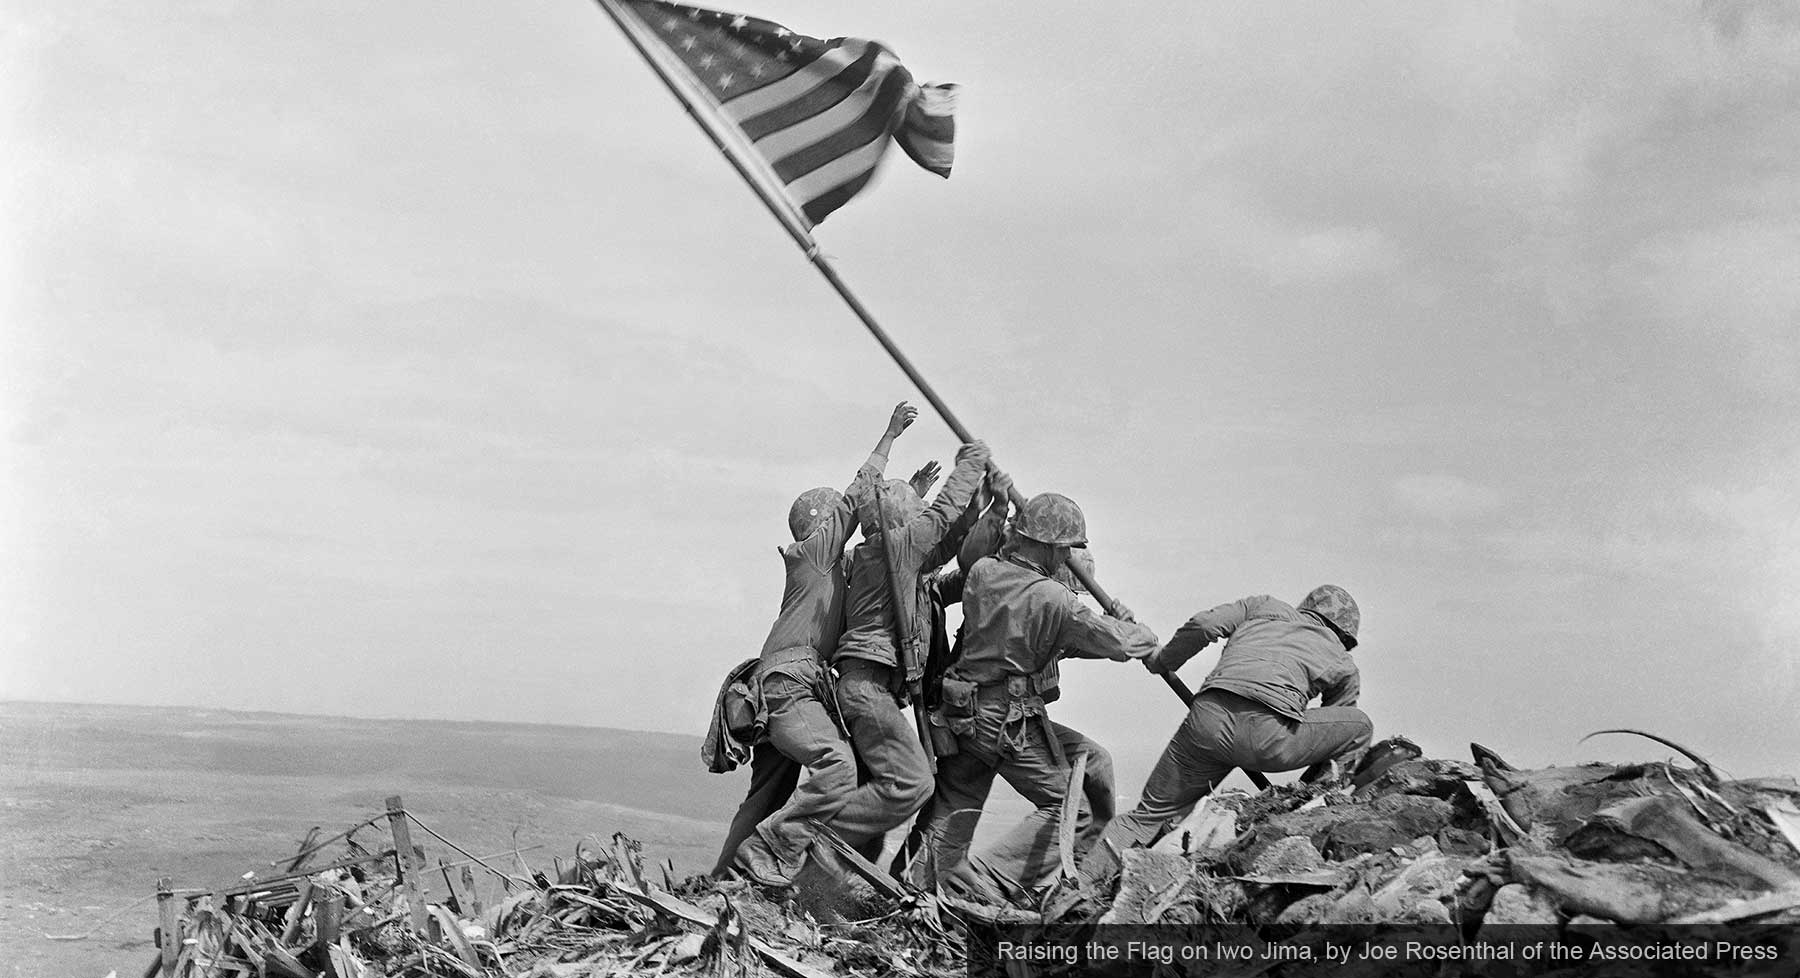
[787,487,842,540]
[1015,492,1088,547]
[1298,584,1360,648]
[874,480,925,530]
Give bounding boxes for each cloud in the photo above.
[1616,222,1800,394]
[1691,472,1800,683]
[1262,226,1403,286]
[1392,473,1504,521]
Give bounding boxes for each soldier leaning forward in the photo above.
[912,492,1158,901]
[714,402,918,886]
[1083,585,1370,883]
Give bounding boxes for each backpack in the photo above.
[701,657,765,774]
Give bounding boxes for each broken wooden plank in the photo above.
[313,887,341,950]
[385,795,431,937]
[609,880,837,978]
[222,851,397,898]
[938,892,1043,926]
[1765,799,1800,857]
[611,833,647,891]
[439,858,469,916]
[278,880,313,944]
[813,826,910,901]
[1669,885,1800,924]
[460,865,482,916]
[430,904,483,970]
[1593,795,1799,889]
[1057,752,1089,884]
[156,877,178,978]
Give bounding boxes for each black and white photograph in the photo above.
[4,1,1799,975]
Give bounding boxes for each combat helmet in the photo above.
[787,487,842,540]
[1298,585,1360,649]
[1014,493,1088,547]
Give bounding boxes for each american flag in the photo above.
[612,0,956,226]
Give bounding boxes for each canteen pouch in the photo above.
[926,711,961,757]
[938,676,979,738]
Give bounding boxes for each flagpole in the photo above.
[592,0,816,253]
[594,0,1156,637]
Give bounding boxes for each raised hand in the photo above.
[908,460,942,498]
[886,401,918,440]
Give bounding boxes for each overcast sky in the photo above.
[5,0,1797,791]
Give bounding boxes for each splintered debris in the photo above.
[137,740,1800,976]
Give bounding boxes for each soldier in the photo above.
[814,438,993,856]
[1085,586,1371,880]
[716,402,920,887]
[914,493,1159,900]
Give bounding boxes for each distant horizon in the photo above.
[7,697,1792,782]
[0,696,707,743]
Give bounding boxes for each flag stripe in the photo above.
[721,39,869,123]
[736,44,883,142]
[749,51,898,163]
[783,130,894,206]
[769,68,909,182]
[800,169,878,224]
[613,0,954,226]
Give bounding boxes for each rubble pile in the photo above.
[1100,736,1800,933]
[146,739,1800,977]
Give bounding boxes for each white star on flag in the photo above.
[729,15,747,29]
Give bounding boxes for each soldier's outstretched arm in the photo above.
[819,402,919,555]
[867,401,916,472]
[905,440,990,554]
[1145,596,1257,674]
[1058,601,1159,662]
[844,401,916,498]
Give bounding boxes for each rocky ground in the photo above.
[139,735,1800,977]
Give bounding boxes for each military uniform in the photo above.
[815,449,989,853]
[713,452,886,880]
[1088,593,1371,879]
[916,552,1158,896]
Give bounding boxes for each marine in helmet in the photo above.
[714,401,923,887]
[813,435,995,858]
[909,492,1159,900]
[1084,585,1372,881]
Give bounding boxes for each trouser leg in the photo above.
[818,660,933,852]
[712,743,800,877]
[1235,705,1372,773]
[752,674,859,875]
[972,720,1081,892]
[1083,695,1235,883]
[916,751,997,889]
